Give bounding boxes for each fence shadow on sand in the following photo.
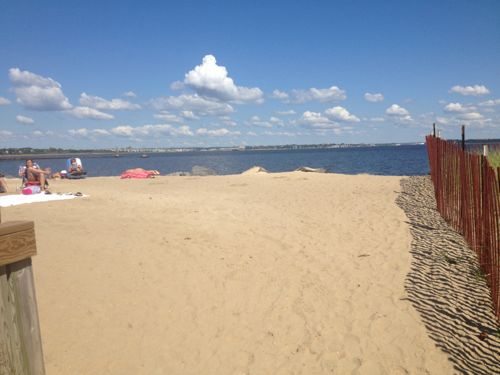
[396,176,499,375]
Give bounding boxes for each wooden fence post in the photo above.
[461,125,465,151]
[0,211,45,375]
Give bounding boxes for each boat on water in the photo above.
[114,154,120,157]
[141,154,149,158]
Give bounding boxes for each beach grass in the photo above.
[487,150,500,168]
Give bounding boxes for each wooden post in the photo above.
[433,123,436,137]
[483,144,489,157]
[461,125,465,151]
[0,220,45,375]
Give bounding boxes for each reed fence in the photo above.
[426,135,500,320]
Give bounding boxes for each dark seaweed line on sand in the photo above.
[396,176,500,375]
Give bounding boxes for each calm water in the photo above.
[0,145,429,177]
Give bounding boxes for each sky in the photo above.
[0,0,499,149]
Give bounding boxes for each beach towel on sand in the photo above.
[120,169,159,179]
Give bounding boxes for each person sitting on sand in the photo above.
[22,159,51,191]
[69,158,83,174]
[0,172,7,193]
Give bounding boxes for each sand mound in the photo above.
[241,166,269,174]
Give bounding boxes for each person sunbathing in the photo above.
[23,159,51,191]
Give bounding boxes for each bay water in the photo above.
[0,144,429,177]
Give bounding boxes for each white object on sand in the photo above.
[0,193,85,207]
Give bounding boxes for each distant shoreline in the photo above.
[0,143,429,160]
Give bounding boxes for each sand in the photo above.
[0,173,497,374]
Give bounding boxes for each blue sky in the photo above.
[0,0,499,148]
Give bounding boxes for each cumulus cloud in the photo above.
[364,92,384,102]
[479,99,500,107]
[386,104,412,123]
[263,131,297,137]
[443,102,469,113]
[0,130,14,137]
[449,85,490,96]
[269,116,284,126]
[79,93,141,110]
[70,106,114,120]
[271,90,289,100]
[219,116,237,127]
[110,124,194,138]
[196,128,240,136]
[153,111,184,123]
[0,96,11,105]
[122,91,137,98]
[386,104,410,116]
[325,106,360,122]
[276,110,296,116]
[16,115,34,125]
[457,112,484,121]
[298,111,336,128]
[184,55,263,103]
[286,86,346,103]
[247,116,273,128]
[68,128,111,137]
[151,94,234,116]
[180,111,199,120]
[9,68,72,111]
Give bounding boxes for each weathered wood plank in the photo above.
[8,259,46,375]
[0,222,37,267]
[0,264,26,375]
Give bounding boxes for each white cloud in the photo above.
[271,90,289,100]
[247,116,272,128]
[196,127,240,136]
[386,104,410,116]
[364,92,384,102]
[298,111,336,128]
[269,116,284,126]
[276,110,296,116]
[180,111,199,120]
[368,117,385,122]
[68,128,111,137]
[479,99,500,107]
[110,124,194,138]
[0,130,13,137]
[70,106,114,120]
[450,85,490,96]
[151,94,234,116]
[153,111,184,123]
[184,55,263,103]
[16,115,34,125]
[0,97,11,105]
[263,131,297,137]
[325,106,360,122]
[79,93,141,110]
[122,91,137,98]
[385,104,412,123]
[288,86,346,103]
[219,115,237,127]
[9,68,72,111]
[457,112,484,121]
[443,102,468,113]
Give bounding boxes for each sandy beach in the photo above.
[1,172,497,374]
